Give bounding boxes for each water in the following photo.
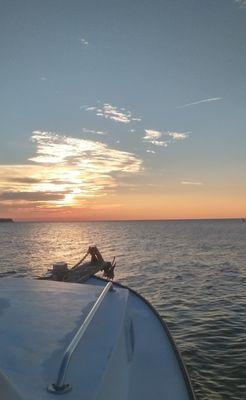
[0,220,245,399]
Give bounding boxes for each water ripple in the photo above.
[0,220,245,399]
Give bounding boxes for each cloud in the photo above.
[235,0,246,8]
[80,38,88,46]
[82,106,96,110]
[181,181,203,186]
[143,129,189,147]
[86,103,141,124]
[148,140,168,147]
[0,131,142,211]
[6,177,41,184]
[0,166,45,192]
[30,131,141,173]
[168,132,189,140]
[82,128,108,136]
[144,129,162,140]
[146,149,156,154]
[0,191,66,201]
[177,97,222,109]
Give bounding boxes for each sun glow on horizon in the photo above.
[0,131,142,216]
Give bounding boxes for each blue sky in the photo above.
[0,0,245,219]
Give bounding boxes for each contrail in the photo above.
[177,97,222,109]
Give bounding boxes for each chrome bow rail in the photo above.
[47,281,113,394]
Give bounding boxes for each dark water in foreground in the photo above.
[0,220,245,399]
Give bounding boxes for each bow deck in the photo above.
[0,277,195,399]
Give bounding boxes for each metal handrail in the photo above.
[47,281,113,394]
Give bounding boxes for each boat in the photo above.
[0,248,196,399]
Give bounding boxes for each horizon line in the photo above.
[7,217,245,223]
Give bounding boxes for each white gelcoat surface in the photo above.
[0,278,191,400]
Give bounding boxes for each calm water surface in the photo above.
[0,220,245,400]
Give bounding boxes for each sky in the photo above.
[0,0,245,221]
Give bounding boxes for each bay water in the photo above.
[0,220,245,400]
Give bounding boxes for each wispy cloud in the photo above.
[235,0,246,8]
[144,130,162,140]
[147,140,168,147]
[177,97,222,109]
[81,106,95,110]
[143,129,189,147]
[146,149,156,154]
[181,181,203,186]
[0,191,66,201]
[80,38,88,46]
[0,131,142,212]
[7,177,41,184]
[86,103,141,124]
[82,128,108,136]
[168,132,188,140]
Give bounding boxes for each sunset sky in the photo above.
[0,0,245,220]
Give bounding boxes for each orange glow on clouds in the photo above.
[0,131,142,217]
[0,131,245,221]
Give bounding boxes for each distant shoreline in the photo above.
[0,218,14,223]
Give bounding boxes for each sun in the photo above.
[64,193,75,204]
[63,188,82,205]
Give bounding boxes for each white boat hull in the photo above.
[0,277,195,399]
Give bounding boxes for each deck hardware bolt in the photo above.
[47,383,72,394]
